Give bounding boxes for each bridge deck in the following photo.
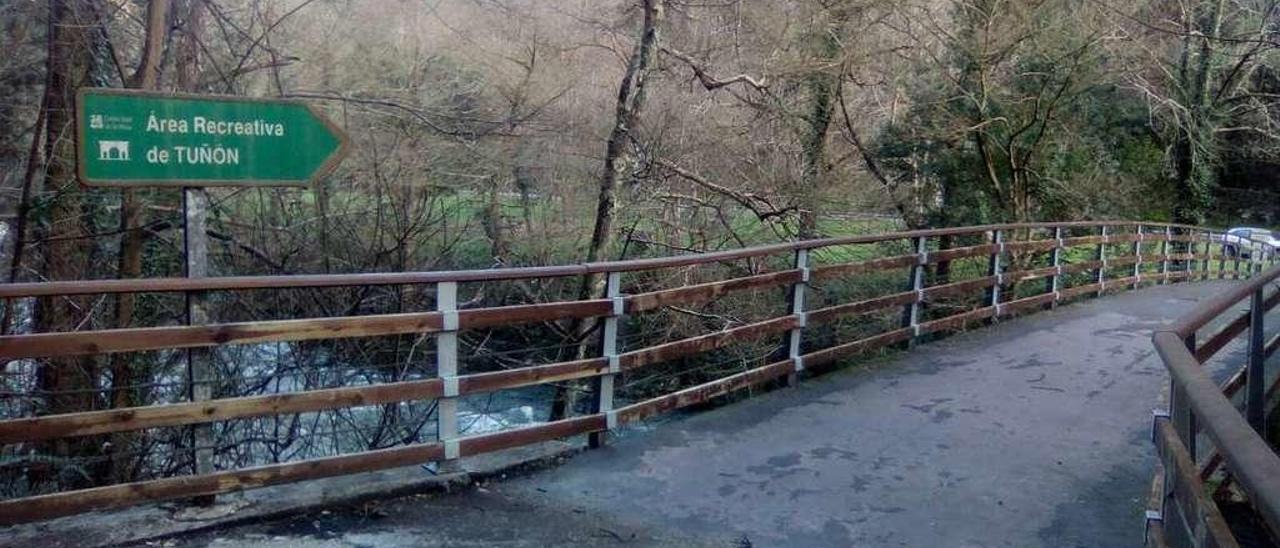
[161,281,1247,547]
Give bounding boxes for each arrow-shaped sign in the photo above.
[77,88,349,187]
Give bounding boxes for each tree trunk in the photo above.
[551,0,664,420]
[34,0,107,485]
[109,0,170,484]
[1173,0,1226,225]
[797,24,840,239]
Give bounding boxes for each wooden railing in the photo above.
[1148,261,1280,548]
[0,221,1271,526]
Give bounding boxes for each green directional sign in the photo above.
[77,88,349,187]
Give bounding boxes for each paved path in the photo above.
[168,281,1247,548]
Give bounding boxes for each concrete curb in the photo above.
[0,440,579,548]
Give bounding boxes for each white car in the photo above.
[1222,227,1279,260]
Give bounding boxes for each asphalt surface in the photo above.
[158,281,1249,548]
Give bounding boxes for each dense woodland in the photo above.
[0,0,1278,497]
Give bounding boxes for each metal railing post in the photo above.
[902,238,926,345]
[1096,226,1108,297]
[1217,231,1228,280]
[1233,235,1243,278]
[1049,227,1063,308]
[1161,226,1172,284]
[590,271,624,447]
[1185,228,1197,276]
[435,281,461,471]
[1133,226,1143,290]
[1161,330,1197,539]
[1154,409,1174,545]
[1173,333,1198,462]
[1201,231,1212,280]
[183,189,214,501]
[983,231,1003,325]
[1247,287,1266,434]
[788,249,810,383]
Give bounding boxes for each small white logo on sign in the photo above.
[99,141,130,161]
[89,114,104,129]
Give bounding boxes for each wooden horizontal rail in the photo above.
[0,221,1156,300]
[1196,289,1280,363]
[1003,293,1058,314]
[1152,417,1239,547]
[1058,282,1105,300]
[1103,275,1142,290]
[0,312,443,360]
[1006,266,1058,283]
[616,359,794,424]
[929,244,997,263]
[807,292,916,325]
[810,254,918,281]
[0,439,446,525]
[925,277,997,300]
[458,414,605,457]
[803,328,915,370]
[918,306,996,334]
[457,357,608,395]
[0,413,609,526]
[1202,343,1280,484]
[1068,259,1105,272]
[1003,239,1060,253]
[0,378,446,443]
[0,222,1242,301]
[0,300,612,360]
[1064,235,1106,247]
[461,300,612,330]
[1170,264,1279,338]
[625,270,801,313]
[620,315,798,371]
[1107,256,1140,268]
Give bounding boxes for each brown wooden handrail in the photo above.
[0,220,1269,526]
[1148,262,1280,547]
[0,220,1202,299]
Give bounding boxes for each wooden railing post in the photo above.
[590,271,623,448]
[987,230,1003,319]
[435,281,460,472]
[903,238,926,345]
[1132,226,1143,290]
[787,249,810,384]
[1049,227,1063,308]
[1246,287,1266,433]
[1095,225,1108,297]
